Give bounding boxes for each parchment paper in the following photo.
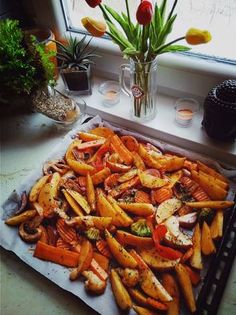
[1,115,235,315]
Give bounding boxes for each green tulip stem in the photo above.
[167,0,178,21]
[141,25,146,62]
[155,36,185,54]
[99,4,112,23]
[125,0,131,26]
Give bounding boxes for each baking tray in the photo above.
[1,115,236,315]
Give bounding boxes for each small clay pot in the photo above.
[202,79,236,141]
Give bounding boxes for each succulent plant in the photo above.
[55,35,99,70]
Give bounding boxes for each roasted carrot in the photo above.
[192,186,210,201]
[39,225,49,244]
[34,241,79,267]
[110,135,133,165]
[153,187,173,204]
[46,226,58,246]
[73,243,109,281]
[116,230,153,248]
[96,239,112,258]
[90,258,108,281]
[56,237,71,250]
[56,218,77,244]
[93,252,109,271]
[135,190,151,203]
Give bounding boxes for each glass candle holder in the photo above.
[175,98,199,127]
[98,81,121,107]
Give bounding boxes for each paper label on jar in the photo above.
[131,85,144,99]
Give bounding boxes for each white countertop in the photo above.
[1,76,236,315]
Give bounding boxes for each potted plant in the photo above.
[0,20,80,124]
[0,19,55,108]
[55,35,99,95]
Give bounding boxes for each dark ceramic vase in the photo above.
[202,79,236,141]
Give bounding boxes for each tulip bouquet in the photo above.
[82,0,211,120]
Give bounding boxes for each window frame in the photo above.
[31,0,236,99]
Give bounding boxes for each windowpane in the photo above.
[63,0,236,62]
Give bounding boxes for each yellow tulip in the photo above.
[185,28,212,45]
[81,17,106,37]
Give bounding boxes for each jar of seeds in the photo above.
[31,87,85,124]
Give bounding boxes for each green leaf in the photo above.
[160,0,168,20]
[157,44,191,55]
[106,21,134,50]
[104,5,133,42]
[123,47,140,56]
[156,14,177,48]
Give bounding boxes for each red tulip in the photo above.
[85,0,102,8]
[136,0,153,26]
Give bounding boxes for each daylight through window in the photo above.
[62,0,236,63]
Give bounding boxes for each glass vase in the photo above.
[120,58,158,122]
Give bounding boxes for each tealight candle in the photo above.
[175,98,199,127]
[99,81,121,107]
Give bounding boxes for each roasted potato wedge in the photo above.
[29,175,50,203]
[62,189,84,216]
[197,161,228,183]
[198,170,228,190]
[105,230,137,268]
[89,126,115,138]
[162,273,180,315]
[139,247,179,271]
[133,305,160,315]
[65,139,82,162]
[106,195,133,227]
[38,172,61,213]
[5,210,37,226]
[86,173,96,211]
[155,198,182,224]
[66,189,91,214]
[66,215,112,230]
[185,200,234,209]
[210,210,224,240]
[138,170,168,189]
[97,193,129,227]
[201,221,216,255]
[191,170,227,200]
[70,239,93,280]
[78,131,105,142]
[132,151,146,171]
[175,264,196,313]
[91,167,111,185]
[163,157,186,172]
[118,202,155,216]
[67,158,95,175]
[110,269,132,310]
[190,223,203,270]
[139,267,172,302]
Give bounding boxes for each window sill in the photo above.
[57,75,236,166]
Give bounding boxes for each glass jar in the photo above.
[120,58,158,122]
